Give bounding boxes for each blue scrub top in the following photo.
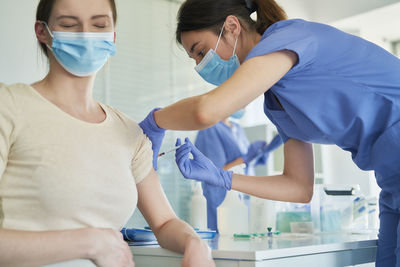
[195,121,249,170]
[244,19,400,185]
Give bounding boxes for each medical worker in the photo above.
[0,0,214,266]
[139,0,400,265]
[195,111,282,231]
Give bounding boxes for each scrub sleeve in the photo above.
[245,20,318,143]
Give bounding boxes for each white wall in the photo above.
[276,0,313,20]
[332,2,400,51]
[0,0,46,84]
[284,0,400,23]
[310,0,400,23]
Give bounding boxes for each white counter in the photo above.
[130,233,377,267]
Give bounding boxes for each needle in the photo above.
[158,146,182,157]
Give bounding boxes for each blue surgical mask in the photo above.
[230,109,246,119]
[42,22,116,77]
[194,23,240,86]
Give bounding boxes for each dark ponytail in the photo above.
[176,0,287,44]
[252,0,287,35]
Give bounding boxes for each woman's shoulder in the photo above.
[0,82,33,91]
[0,83,25,106]
[0,83,35,101]
[102,104,143,134]
[102,104,132,121]
[0,83,28,125]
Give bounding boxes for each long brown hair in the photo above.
[176,0,287,44]
[36,0,118,57]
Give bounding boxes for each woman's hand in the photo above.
[182,237,215,267]
[86,228,135,267]
[139,108,166,170]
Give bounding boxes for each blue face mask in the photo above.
[42,22,116,77]
[230,109,246,119]
[194,23,240,86]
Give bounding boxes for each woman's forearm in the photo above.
[137,170,213,265]
[231,173,314,203]
[154,94,219,131]
[153,218,214,266]
[154,218,203,253]
[0,228,92,267]
[232,139,314,203]
[153,52,297,131]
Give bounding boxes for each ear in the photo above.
[114,32,117,43]
[34,21,51,47]
[224,15,242,39]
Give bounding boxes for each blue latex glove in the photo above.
[254,152,269,167]
[253,135,283,166]
[175,138,233,190]
[139,108,166,170]
[242,140,267,164]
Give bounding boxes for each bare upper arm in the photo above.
[283,139,314,187]
[198,50,298,124]
[136,169,177,234]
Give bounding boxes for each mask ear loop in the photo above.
[39,21,54,51]
[215,22,239,57]
[215,22,225,52]
[40,21,54,39]
[232,36,238,57]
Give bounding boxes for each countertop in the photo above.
[130,232,378,261]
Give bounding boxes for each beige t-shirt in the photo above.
[0,83,153,232]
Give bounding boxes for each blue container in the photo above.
[121,228,216,242]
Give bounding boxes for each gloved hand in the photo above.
[242,141,267,164]
[175,138,233,190]
[139,108,166,170]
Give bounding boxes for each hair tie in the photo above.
[244,0,258,13]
